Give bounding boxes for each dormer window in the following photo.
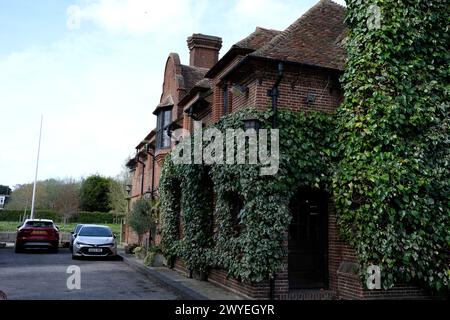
[156,108,171,149]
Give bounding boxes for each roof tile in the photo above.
[250,0,347,70]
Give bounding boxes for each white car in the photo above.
[72,225,117,259]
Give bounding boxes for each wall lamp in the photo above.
[243,116,261,132]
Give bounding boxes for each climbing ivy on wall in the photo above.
[334,0,449,292]
[160,1,449,294]
[159,108,336,282]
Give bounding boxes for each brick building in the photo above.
[124,0,430,299]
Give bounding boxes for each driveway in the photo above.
[0,247,180,300]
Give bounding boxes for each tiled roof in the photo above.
[205,27,280,78]
[181,64,209,92]
[234,27,281,51]
[178,78,212,107]
[250,0,347,71]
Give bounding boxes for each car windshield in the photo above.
[25,221,54,228]
[74,224,83,233]
[78,226,112,237]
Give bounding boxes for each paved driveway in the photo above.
[0,247,180,300]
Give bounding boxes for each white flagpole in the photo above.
[30,115,43,220]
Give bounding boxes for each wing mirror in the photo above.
[73,233,77,238]
[113,234,117,239]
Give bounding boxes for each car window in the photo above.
[78,226,112,237]
[25,221,54,228]
[75,225,83,233]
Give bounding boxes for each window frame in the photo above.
[156,108,172,150]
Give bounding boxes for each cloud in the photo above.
[72,0,206,35]
[0,33,160,186]
[1,0,347,187]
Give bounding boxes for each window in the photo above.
[78,226,112,237]
[156,109,172,149]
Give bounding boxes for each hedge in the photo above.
[0,210,122,224]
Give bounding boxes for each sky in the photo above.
[0,0,346,188]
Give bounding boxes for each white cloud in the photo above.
[73,0,206,35]
[1,0,347,187]
[0,33,160,186]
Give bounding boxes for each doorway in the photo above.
[288,188,328,289]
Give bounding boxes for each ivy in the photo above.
[159,108,336,283]
[334,0,449,293]
[159,1,448,295]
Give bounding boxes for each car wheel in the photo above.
[52,247,59,254]
[72,254,78,260]
[14,245,22,253]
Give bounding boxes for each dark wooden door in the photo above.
[288,188,328,289]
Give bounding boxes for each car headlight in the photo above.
[103,243,115,247]
[75,242,88,247]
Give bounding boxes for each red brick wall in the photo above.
[229,65,342,114]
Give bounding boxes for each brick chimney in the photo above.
[187,34,222,69]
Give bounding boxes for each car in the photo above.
[15,219,59,253]
[69,224,84,252]
[72,224,117,259]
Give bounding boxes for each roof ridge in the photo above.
[252,0,338,57]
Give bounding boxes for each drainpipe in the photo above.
[269,272,276,300]
[135,151,145,198]
[146,145,156,200]
[267,62,284,128]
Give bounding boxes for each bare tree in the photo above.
[108,158,132,217]
[54,179,80,224]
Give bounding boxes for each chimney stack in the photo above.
[187,34,222,69]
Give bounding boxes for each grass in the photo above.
[0,221,121,234]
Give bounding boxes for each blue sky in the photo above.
[0,0,346,188]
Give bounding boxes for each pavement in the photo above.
[0,246,180,300]
[0,244,244,300]
[119,250,245,300]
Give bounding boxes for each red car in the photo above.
[15,219,60,253]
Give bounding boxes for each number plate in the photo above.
[88,248,102,253]
[31,230,47,235]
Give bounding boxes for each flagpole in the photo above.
[30,115,43,219]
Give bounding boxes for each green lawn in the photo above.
[0,221,121,234]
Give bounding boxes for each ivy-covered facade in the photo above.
[125,0,448,299]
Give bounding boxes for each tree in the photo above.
[108,160,132,216]
[7,183,47,211]
[128,198,159,246]
[54,179,80,223]
[79,175,111,212]
[0,185,11,195]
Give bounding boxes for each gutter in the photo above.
[219,54,343,83]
